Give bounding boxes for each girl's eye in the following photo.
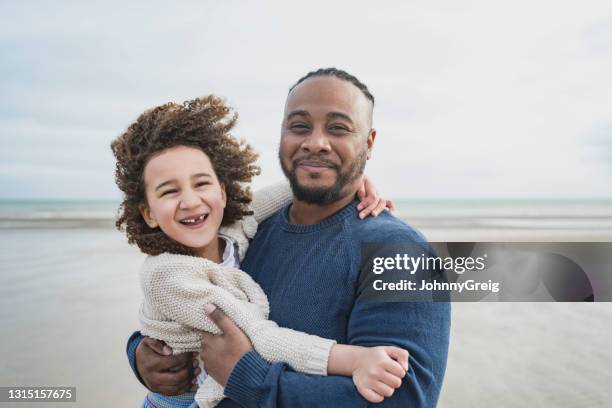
[160,189,177,197]
[195,181,210,187]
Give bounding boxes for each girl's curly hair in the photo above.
[111,95,260,256]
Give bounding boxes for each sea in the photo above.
[2,198,612,239]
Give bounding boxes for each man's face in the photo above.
[279,76,376,205]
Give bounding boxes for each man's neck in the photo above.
[288,190,356,225]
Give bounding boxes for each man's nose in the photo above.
[179,189,202,209]
[301,127,331,154]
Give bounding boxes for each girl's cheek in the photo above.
[159,200,178,221]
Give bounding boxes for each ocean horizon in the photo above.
[2,199,612,239]
[2,197,612,216]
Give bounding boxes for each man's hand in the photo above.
[135,337,200,395]
[201,304,253,387]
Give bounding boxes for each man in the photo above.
[128,68,451,407]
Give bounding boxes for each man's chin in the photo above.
[295,168,336,182]
[294,179,336,192]
[289,179,346,205]
[294,176,336,193]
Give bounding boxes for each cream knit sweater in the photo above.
[138,182,336,408]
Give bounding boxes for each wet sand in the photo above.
[0,221,611,407]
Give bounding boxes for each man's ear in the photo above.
[366,128,377,159]
[139,203,159,228]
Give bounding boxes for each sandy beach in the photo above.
[1,201,611,407]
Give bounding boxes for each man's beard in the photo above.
[279,148,367,205]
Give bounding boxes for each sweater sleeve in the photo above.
[225,302,450,408]
[220,181,292,261]
[143,255,335,375]
[142,255,270,337]
[126,331,147,388]
[223,235,451,408]
[250,181,293,223]
[242,316,335,376]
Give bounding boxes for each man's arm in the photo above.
[222,299,451,407]
[126,331,146,386]
[126,331,198,395]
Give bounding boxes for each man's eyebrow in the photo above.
[327,111,353,124]
[286,110,310,120]
[155,173,212,191]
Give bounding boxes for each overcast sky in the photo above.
[1,1,611,200]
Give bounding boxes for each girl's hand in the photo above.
[357,175,395,219]
[351,346,409,403]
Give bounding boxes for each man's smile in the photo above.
[295,159,338,174]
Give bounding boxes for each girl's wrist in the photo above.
[328,344,367,376]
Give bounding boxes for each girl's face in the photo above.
[140,146,227,259]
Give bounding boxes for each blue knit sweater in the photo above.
[127,200,451,407]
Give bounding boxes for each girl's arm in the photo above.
[251,181,293,223]
[141,254,334,375]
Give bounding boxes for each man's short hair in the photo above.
[288,67,375,106]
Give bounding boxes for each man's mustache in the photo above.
[292,156,340,170]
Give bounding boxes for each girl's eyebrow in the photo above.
[192,172,213,179]
[155,179,176,191]
[155,173,212,191]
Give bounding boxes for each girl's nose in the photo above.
[179,190,202,209]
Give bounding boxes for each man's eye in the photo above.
[329,125,349,132]
[290,123,309,131]
[160,189,177,197]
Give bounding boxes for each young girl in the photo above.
[112,96,408,408]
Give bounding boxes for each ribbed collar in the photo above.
[280,199,359,233]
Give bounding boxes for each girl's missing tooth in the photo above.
[112,96,407,408]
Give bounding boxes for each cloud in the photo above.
[585,123,612,171]
[1,1,612,199]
